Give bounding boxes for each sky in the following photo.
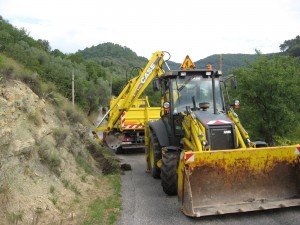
[0,0,299,62]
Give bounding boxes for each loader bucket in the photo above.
[177,145,300,217]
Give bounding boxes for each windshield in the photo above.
[172,76,224,113]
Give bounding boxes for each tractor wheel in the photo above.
[148,131,162,178]
[161,152,178,195]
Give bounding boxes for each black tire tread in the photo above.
[149,132,162,178]
[161,152,178,195]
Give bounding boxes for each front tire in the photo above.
[161,152,178,195]
[148,131,162,178]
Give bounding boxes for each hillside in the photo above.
[0,77,121,224]
[195,54,259,75]
[78,43,259,76]
[79,42,148,76]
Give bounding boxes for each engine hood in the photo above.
[193,111,232,127]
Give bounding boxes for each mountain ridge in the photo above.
[78,43,259,75]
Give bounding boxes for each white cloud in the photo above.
[1,0,299,62]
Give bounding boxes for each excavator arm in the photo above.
[93,51,165,146]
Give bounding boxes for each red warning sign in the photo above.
[185,152,194,162]
[180,55,196,70]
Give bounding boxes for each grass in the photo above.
[49,154,61,170]
[33,207,44,225]
[20,73,43,97]
[62,179,70,188]
[76,155,94,174]
[50,185,55,194]
[7,210,24,225]
[82,174,121,225]
[64,104,84,124]
[61,179,81,195]
[49,196,58,205]
[37,141,62,176]
[28,111,42,127]
[70,183,81,196]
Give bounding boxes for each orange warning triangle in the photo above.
[180,55,196,70]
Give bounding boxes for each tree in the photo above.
[280,35,300,57]
[37,39,51,52]
[232,55,300,145]
[67,52,84,64]
[51,49,66,58]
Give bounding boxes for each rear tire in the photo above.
[115,147,123,154]
[148,131,162,178]
[161,152,178,195]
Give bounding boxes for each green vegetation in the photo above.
[280,35,300,57]
[195,53,259,75]
[28,111,42,127]
[49,196,59,205]
[82,174,121,225]
[76,155,94,174]
[37,140,62,176]
[62,179,70,188]
[231,52,300,145]
[53,128,68,147]
[50,185,55,194]
[0,16,110,114]
[7,210,23,225]
[1,14,300,223]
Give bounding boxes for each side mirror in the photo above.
[153,78,160,91]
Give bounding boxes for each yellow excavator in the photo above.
[93,51,300,217]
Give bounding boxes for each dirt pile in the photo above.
[0,80,117,224]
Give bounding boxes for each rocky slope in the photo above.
[0,80,117,224]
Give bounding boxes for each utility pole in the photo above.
[72,70,75,105]
[110,73,112,99]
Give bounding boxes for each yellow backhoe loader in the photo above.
[93,51,300,217]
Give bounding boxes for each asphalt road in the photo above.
[117,150,300,225]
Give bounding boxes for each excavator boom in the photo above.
[93,51,165,148]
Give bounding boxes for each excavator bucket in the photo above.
[177,145,300,217]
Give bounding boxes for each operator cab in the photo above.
[166,70,225,114]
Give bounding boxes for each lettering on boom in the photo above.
[141,63,156,84]
[131,62,157,102]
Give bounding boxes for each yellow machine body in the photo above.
[93,52,300,217]
[178,146,300,217]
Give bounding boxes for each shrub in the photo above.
[41,81,56,100]
[7,210,23,225]
[37,140,61,176]
[49,196,58,205]
[49,154,61,171]
[50,185,55,194]
[64,105,84,124]
[53,128,68,147]
[20,73,43,97]
[28,111,42,127]
[62,179,70,188]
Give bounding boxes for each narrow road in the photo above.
[117,150,300,225]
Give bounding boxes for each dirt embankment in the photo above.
[0,80,119,224]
